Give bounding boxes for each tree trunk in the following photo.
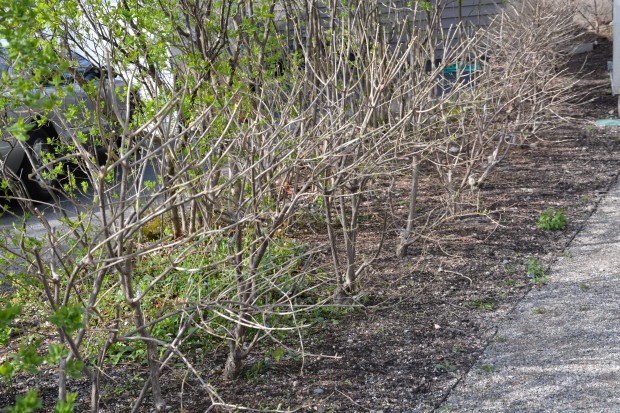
[397,154,419,258]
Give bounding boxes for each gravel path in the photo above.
[440,174,620,412]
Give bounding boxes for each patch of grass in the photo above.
[451,345,464,354]
[579,283,590,291]
[537,208,567,231]
[533,307,546,315]
[480,364,495,373]
[495,335,507,343]
[306,306,349,327]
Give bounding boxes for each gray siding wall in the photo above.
[274,0,504,29]
[273,0,505,51]
[440,0,503,29]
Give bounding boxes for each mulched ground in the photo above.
[2,36,619,413]
[208,36,620,413]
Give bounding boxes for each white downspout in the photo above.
[614,0,620,116]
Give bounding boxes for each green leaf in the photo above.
[66,359,84,379]
[47,343,68,365]
[65,105,78,122]
[7,118,33,142]
[0,303,22,329]
[418,1,433,11]
[6,389,42,413]
[271,346,285,362]
[0,361,16,380]
[16,344,43,374]
[54,392,77,413]
[48,304,84,335]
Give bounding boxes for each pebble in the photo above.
[313,387,325,395]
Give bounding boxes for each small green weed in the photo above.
[533,307,546,315]
[245,358,274,381]
[527,258,548,286]
[270,347,285,362]
[107,342,147,366]
[537,208,567,231]
[495,335,507,343]
[468,300,495,311]
[0,327,13,346]
[502,279,526,288]
[309,306,347,327]
[579,283,590,291]
[480,364,495,373]
[435,362,457,372]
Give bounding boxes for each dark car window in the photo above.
[69,51,102,80]
[71,51,93,69]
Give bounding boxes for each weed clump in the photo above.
[527,258,548,286]
[537,208,567,230]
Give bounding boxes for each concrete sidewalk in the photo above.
[440,176,620,412]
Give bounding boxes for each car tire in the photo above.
[20,132,56,201]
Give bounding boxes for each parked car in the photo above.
[0,48,129,200]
